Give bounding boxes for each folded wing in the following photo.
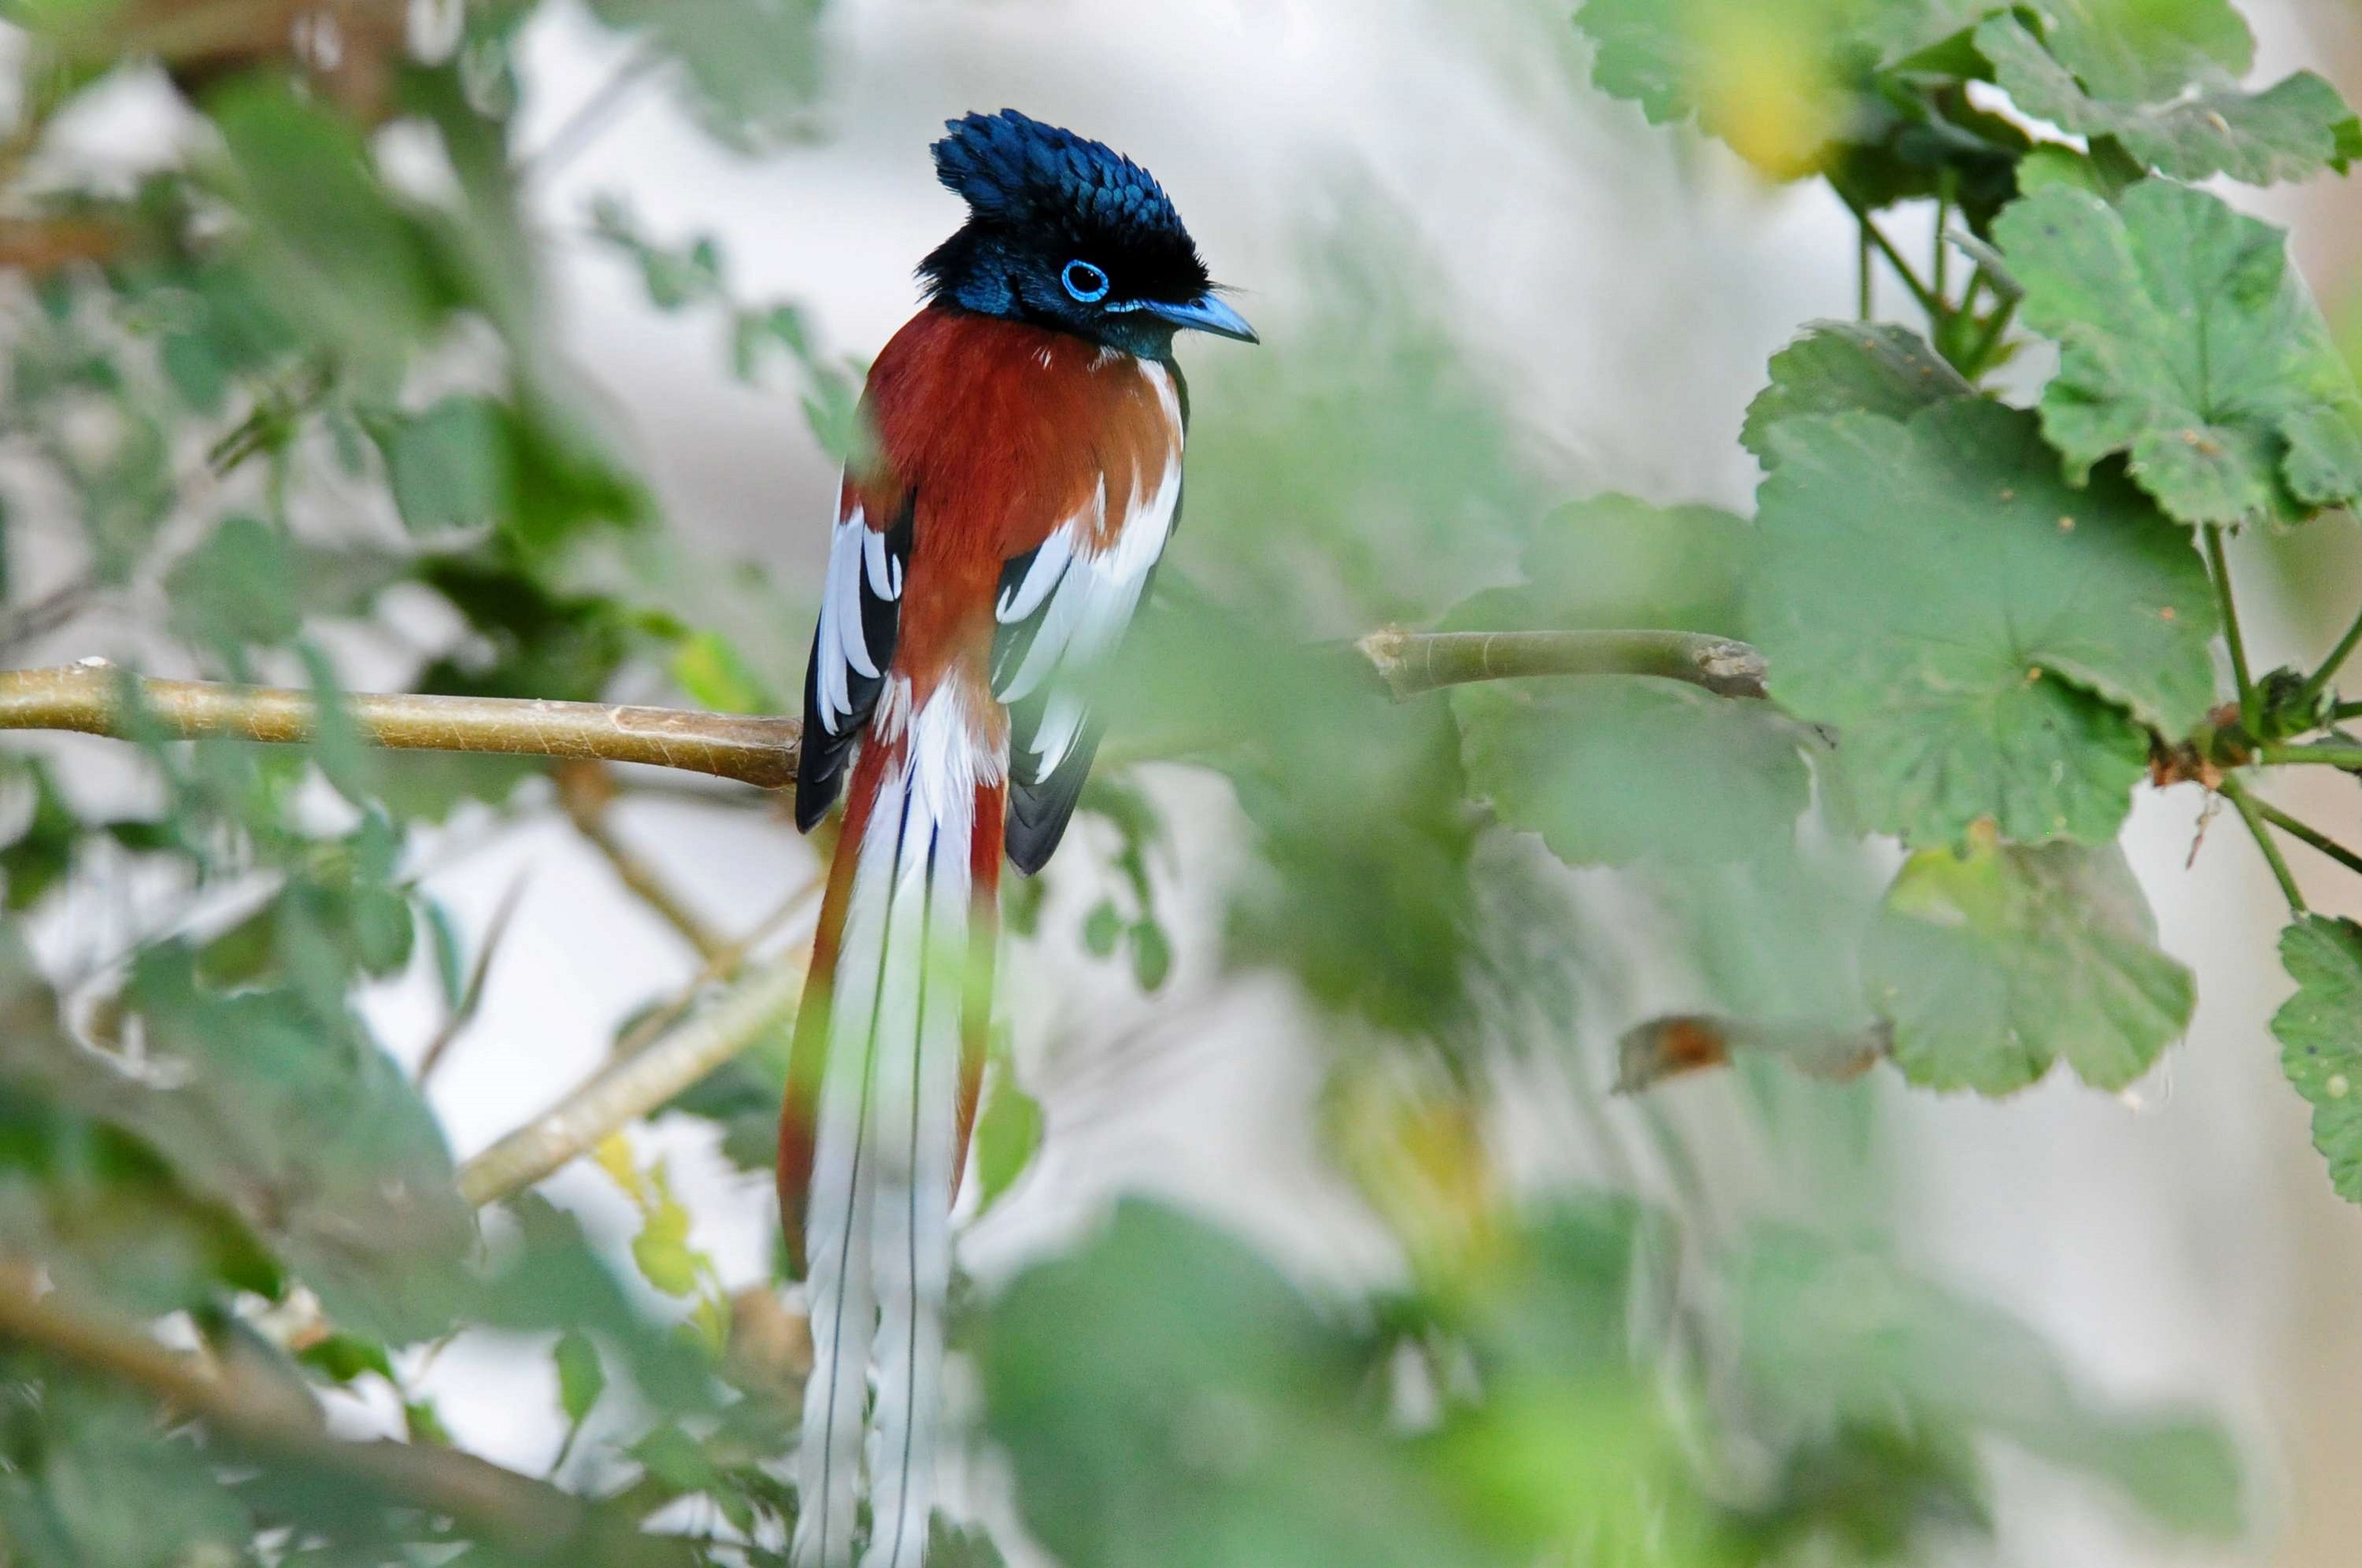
[991,446,1182,874]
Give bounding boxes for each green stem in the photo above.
[1841,194,1944,323]
[1932,182,1953,301]
[1958,263,1987,317]
[2248,795,2362,879]
[2263,743,2362,767]
[1957,297,2019,383]
[2206,526,2260,738]
[1857,223,1873,322]
[2222,777,2307,913]
[2300,597,2362,708]
[2329,699,2362,725]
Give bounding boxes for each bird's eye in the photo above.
[1061,260,1111,303]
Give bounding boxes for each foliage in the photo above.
[0,0,2349,1561]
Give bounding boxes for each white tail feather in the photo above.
[794,690,989,1568]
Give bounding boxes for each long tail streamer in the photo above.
[789,692,999,1568]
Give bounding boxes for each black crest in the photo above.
[921,109,1212,322]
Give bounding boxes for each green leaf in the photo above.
[2270,915,2362,1202]
[1082,900,1124,959]
[376,395,515,534]
[1455,678,1811,866]
[1980,17,2356,186]
[978,1200,1494,1568]
[6,940,477,1342]
[2032,0,2254,105]
[468,1196,716,1415]
[1746,398,2218,845]
[208,80,445,394]
[553,1326,608,1426]
[1129,920,1173,992]
[583,0,825,150]
[671,630,780,714]
[0,758,80,912]
[1443,493,1752,637]
[0,1370,251,1566]
[1734,1226,2241,1537]
[1742,322,1971,465]
[974,1071,1043,1215]
[630,1167,702,1298]
[1572,0,2020,184]
[167,515,302,652]
[0,1082,281,1317]
[931,1518,1013,1568]
[296,1330,396,1385]
[1865,837,2194,1093]
[2016,143,2127,200]
[1995,179,2362,526]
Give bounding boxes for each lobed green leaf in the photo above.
[1980,17,2356,186]
[1865,838,2194,1093]
[1995,179,2362,525]
[2271,915,2362,1203]
[1743,321,1971,466]
[1746,398,2217,845]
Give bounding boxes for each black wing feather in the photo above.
[794,498,913,830]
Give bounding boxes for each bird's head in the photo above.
[920,109,1257,358]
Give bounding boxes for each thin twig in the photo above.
[2246,793,2362,879]
[0,579,96,654]
[457,956,806,1207]
[1354,629,1768,701]
[1838,194,1944,322]
[417,871,533,1085]
[2205,526,2260,738]
[557,762,732,963]
[2301,600,2362,709]
[612,874,823,1062]
[517,39,668,182]
[2221,776,2305,913]
[0,1263,687,1566]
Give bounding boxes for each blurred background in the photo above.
[9,1,2362,1565]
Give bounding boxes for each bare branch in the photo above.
[0,1262,688,1566]
[0,662,802,787]
[457,956,806,1207]
[1357,629,1769,701]
[611,871,824,1061]
[0,632,1767,787]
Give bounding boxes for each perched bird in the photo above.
[779,109,1256,1568]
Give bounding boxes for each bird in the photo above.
[776,109,1257,1568]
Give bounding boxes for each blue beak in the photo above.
[1146,293,1259,344]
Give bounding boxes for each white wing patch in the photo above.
[994,453,1179,775]
[812,505,905,738]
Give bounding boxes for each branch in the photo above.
[457,956,806,1207]
[0,632,1770,786]
[556,761,733,963]
[0,1263,687,1566]
[0,662,802,788]
[1356,630,1768,701]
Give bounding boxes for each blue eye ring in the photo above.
[1061,260,1111,304]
